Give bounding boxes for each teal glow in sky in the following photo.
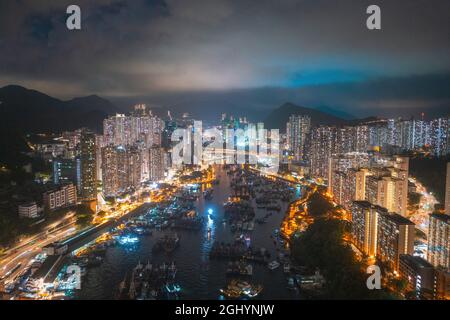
[0,0,449,116]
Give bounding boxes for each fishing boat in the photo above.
[165,282,182,294]
[226,261,253,276]
[152,234,180,254]
[116,272,128,299]
[268,260,280,270]
[220,280,263,299]
[255,218,267,224]
[287,277,297,291]
[203,189,213,200]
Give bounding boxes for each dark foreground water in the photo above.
[75,168,302,300]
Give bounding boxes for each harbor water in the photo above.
[75,168,302,300]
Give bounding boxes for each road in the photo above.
[408,177,438,234]
[0,213,78,287]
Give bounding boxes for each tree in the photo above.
[74,204,94,227]
[408,192,421,206]
[307,192,333,217]
[290,218,395,299]
[389,277,408,294]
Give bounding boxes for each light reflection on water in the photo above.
[76,168,302,300]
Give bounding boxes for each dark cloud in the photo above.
[0,0,449,115]
[108,72,450,121]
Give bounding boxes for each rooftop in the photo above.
[383,212,415,225]
[430,213,450,224]
[400,254,434,269]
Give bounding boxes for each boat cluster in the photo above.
[143,195,204,231]
[224,168,295,233]
[209,240,271,264]
[220,279,263,299]
[223,199,255,225]
[118,260,180,300]
[152,233,180,254]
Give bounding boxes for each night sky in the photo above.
[0,0,449,118]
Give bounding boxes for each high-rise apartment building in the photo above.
[352,200,415,270]
[347,117,448,156]
[362,157,409,216]
[103,109,164,148]
[351,201,385,257]
[354,168,371,201]
[101,145,142,197]
[355,125,370,152]
[427,213,450,271]
[377,212,415,272]
[445,162,450,215]
[95,134,105,183]
[399,255,436,298]
[149,145,165,182]
[286,115,311,162]
[430,117,449,157]
[327,153,370,194]
[80,130,97,201]
[310,126,337,181]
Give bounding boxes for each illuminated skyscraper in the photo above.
[336,126,356,154]
[328,153,370,192]
[101,145,119,197]
[286,115,311,162]
[355,168,371,201]
[80,130,97,202]
[149,145,165,182]
[95,134,104,182]
[103,110,164,148]
[351,201,384,258]
[352,200,414,269]
[430,117,449,157]
[445,162,450,215]
[355,125,369,152]
[101,145,142,197]
[377,212,415,272]
[310,126,337,181]
[427,213,450,271]
[362,157,409,216]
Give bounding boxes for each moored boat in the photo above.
[220,279,263,299]
[268,260,280,270]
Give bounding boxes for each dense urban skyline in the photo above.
[0,0,449,304]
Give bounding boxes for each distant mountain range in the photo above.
[263,102,376,131]
[264,102,347,130]
[0,85,378,135]
[0,85,121,133]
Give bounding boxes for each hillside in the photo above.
[0,85,120,133]
[263,102,349,130]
